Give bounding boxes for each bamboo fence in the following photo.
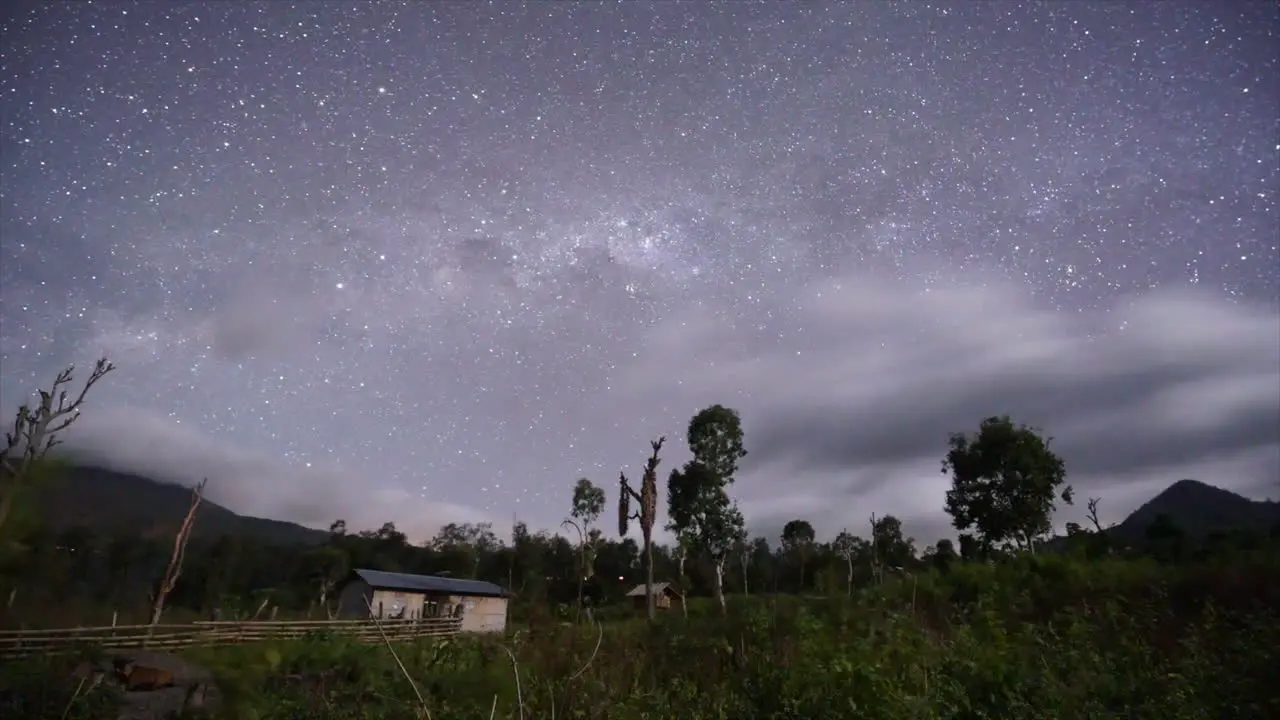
[0,616,464,659]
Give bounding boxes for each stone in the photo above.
[98,650,222,720]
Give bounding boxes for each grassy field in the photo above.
[4,552,1278,720]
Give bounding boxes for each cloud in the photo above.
[610,267,1280,542]
[66,405,493,543]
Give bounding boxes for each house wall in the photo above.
[335,580,373,619]
[447,594,508,633]
[370,588,428,619]
[334,579,507,631]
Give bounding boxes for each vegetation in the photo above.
[1,363,1278,718]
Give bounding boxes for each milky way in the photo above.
[2,2,1277,543]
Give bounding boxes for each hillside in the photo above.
[32,464,330,546]
[1106,478,1280,541]
[1041,479,1280,553]
[29,467,1276,552]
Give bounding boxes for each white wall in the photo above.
[336,579,507,631]
[448,594,508,633]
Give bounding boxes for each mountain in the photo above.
[1106,478,1280,542]
[1041,479,1280,554]
[31,464,330,546]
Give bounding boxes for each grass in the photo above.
[5,552,1278,720]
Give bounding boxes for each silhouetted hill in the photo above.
[33,464,329,546]
[1107,479,1280,542]
[1044,479,1280,552]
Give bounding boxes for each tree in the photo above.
[618,437,665,620]
[667,461,743,615]
[675,527,696,589]
[431,522,499,578]
[871,513,915,570]
[781,519,816,591]
[686,404,747,482]
[923,538,958,573]
[831,530,864,597]
[665,404,750,615]
[942,415,1073,553]
[301,545,350,618]
[1,358,114,536]
[566,477,606,616]
[701,494,745,614]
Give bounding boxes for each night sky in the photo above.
[1,2,1277,544]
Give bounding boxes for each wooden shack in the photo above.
[624,582,683,611]
[336,569,510,633]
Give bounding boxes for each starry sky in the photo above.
[1,1,1277,545]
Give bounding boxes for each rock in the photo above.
[98,650,222,720]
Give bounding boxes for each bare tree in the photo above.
[618,436,664,621]
[1086,497,1104,533]
[0,358,114,534]
[149,478,206,633]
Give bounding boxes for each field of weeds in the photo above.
[5,552,1278,720]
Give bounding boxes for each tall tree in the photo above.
[870,514,915,570]
[679,404,750,613]
[942,415,1073,553]
[618,437,665,620]
[701,494,745,614]
[567,477,606,612]
[571,478,606,535]
[781,519,816,591]
[686,404,748,482]
[831,530,864,597]
[667,461,743,615]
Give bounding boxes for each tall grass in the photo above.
[7,552,1278,720]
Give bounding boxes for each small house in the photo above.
[336,569,510,633]
[624,582,683,611]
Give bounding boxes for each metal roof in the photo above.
[352,569,509,597]
[625,582,681,597]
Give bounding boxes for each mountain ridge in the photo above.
[29,464,1280,549]
[32,463,330,546]
[1105,477,1280,541]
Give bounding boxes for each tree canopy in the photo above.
[942,415,1072,552]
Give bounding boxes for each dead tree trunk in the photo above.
[618,437,665,621]
[149,478,206,634]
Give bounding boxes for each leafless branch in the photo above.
[1,358,115,538]
[148,478,206,633]
[1086,497,1103,533]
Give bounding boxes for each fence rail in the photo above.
[0,616,463,659]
